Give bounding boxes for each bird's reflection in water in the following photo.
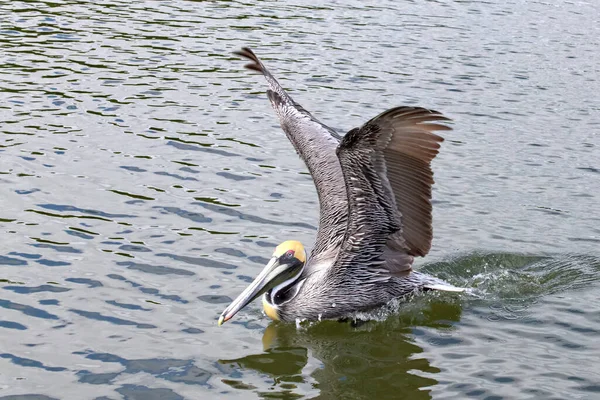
[219,297,463,399]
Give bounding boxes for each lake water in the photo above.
[1,1,599,399]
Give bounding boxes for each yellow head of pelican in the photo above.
[218,240,306,325]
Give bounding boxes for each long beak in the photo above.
[218,256,280,326]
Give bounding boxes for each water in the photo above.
[1,0,599,399]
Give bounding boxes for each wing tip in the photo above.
[233,47,265,74]
[391,107,453,125]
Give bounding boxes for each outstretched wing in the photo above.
[334,107,451,275]
[233,48,348,259]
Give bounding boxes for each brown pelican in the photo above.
[218,48,463,325]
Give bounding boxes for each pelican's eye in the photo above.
[284,250,295,259]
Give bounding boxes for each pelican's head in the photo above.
[218,240,306,325]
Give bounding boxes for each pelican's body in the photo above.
[219,48,463,325]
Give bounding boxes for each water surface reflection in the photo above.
[1,0,599,398]
[221,300,463,399]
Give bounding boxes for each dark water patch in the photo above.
[36,204,136,219]
[107,274,139,285]
[109,189,154,201]
[214,247,246,258]
[120,165,147,172]
[181,327,204,334]
[188,226,239,235]
[29,243,83,254]
[247,255,270,265]
[216,171,255,181]
[35,259,71,267]
[516,330,585,350]
[220,347,309,381]
[65,278,103,288]
[39,299,59,306]
[79,352,212,387]
[568,236,600,243]
[106,300,151,311]
[198,295,231,304]
[153,206,211,223]
[237,275,256,284]
[4,284,70,294]
[156,253,236,270]
[69,309,156,329]
[77,371,120,385]
[194,202,316,230]
[115,385,184,400]
[65,229,94,239]
[221,379,257,391]
[138,287,188,303]
[0,320,27,330]
[26,208,113,222]
[179,166,200,174]
[0,299,59,320]
[229,320,267,331]
[255,240,278,248]
[219,137,260,149]
[106,274,188,304]
[529,206,569,217]
[440,352,474,360]
[118,244,152,252]
[116,261,195,276]
[576,167,599,174]
[8,252,41,259]
[0,353,67,372]
[540,372,586,382]
[153,171,198,181]
[554,320,599,335]
[493,376,515,384]
[0,255,28,266]
[577,384,600,393]
[195,197,241,208]
[15,188,41,195]
[167,140,239,157]
[426,335,465,347]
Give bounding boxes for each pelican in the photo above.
[218,47,463,325]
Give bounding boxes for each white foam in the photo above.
[424,283,467,292]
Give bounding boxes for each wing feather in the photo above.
[234,49,451,275]
[334,106,451,275]
[234,48,348,259]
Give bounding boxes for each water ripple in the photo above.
[1,0,599,399]
[68,309,156,329]
[116,260,194,276]
[0,353,67,372]
[0,299,60,320]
